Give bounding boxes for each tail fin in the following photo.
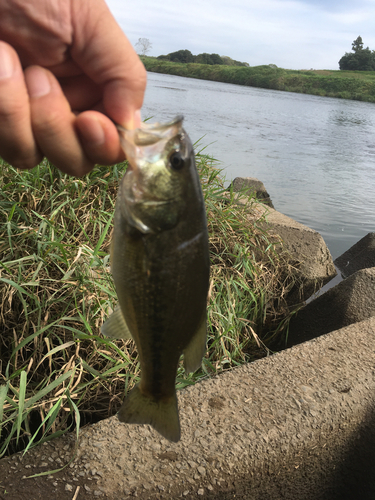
[118,385,180,442]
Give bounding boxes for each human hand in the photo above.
[0,0,147,176]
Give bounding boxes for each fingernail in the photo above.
[124,109,142,130]
[0,43,15,80]
[134,109,142,128]
[26,67,51,98]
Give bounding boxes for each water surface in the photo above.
[142,72,375,259]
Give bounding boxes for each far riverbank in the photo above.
[142,57,375,103]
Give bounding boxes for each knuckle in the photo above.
[31,106,67,135]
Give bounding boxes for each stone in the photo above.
[334,232,375,278]
[287,267,375,346]
[248,203,337,302]
[229,177,274,208]
[197,466,206,476]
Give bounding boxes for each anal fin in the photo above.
[183,312,207,374]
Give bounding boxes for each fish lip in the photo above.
[117,115,184,148]
[117,115,183,135]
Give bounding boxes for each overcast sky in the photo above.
[106,0,375,70]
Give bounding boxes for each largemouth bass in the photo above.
[101,116,210,442]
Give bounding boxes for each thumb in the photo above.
[70,0,147,128]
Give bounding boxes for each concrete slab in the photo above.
[244,202,337,302]
[74,317,375,499]
[335,232,375,278]
[287,267,375,347]
[2,318,374,499]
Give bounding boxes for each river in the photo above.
[142,72,375,259]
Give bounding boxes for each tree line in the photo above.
[339,36,375,71]
[157,49,249,67]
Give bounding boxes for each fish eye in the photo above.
[169,152,185,170]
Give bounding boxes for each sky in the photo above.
[105,0,375,70]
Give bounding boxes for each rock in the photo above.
[228,178,336,302]
[249,203,337,303]
[287,267,375,346]
[228,177,274,208]
[334,232,375,278]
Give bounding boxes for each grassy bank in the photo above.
[142,57,375,102]
[0,152,299,457]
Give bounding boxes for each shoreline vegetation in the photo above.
[142,56,375,103]
[0,152,299,457]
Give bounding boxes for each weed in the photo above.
[0,153,299,456]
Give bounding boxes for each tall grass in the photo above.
[142,57,375,102]
[0,152,299,456]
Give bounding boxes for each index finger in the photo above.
[70,0,147,129]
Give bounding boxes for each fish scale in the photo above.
[101,116,210,442]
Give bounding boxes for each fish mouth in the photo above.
[117,115,184,147]
[117,116,185,171]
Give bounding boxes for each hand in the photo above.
[0,0,147,176]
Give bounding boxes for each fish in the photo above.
[101,116,210,442]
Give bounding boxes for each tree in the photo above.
[167,50,194,63]
[156,49,249,66]
[339,52,359,70]
[209,53,224,65]
[195,53,223,65]
[213,55,249,67]
[195,53,211,64]
[352,36,364,53]
[135,38,152,56]
[339,36,375,70]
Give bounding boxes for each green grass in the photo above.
[0,151,299,456]
[142,57,375,102]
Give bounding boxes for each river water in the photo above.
[142,72,375,259]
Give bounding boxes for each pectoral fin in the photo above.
[183,312,207,373]
[101,305,133,340]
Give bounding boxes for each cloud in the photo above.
[106,0,375,69]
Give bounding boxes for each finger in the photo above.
[24,65,93,176]
[71,0,147,128]
[0,42,42,169]
[75,111,125,165]
[59,74,103,111]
